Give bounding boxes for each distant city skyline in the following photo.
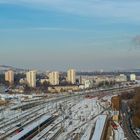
[0,0,140,70]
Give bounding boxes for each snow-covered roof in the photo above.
[114,122,125,140]
[91,115,107,140]
[9,115,51,140]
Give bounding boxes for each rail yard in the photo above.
[0,87,134,140]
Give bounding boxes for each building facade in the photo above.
[48,85,79,93]
[115,74,127,82]
[26,70,36,87]
[5,70,14,84]
[111,95,121,122]
[49,71,59,85]
[67,69,76,84]
[130,74,136,81]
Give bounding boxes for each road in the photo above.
[121,101,139,140]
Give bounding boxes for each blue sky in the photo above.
[0,0,140,71]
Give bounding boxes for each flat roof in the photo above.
[9,115,51,140]
[91,115,107,140]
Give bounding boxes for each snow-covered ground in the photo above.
[57,97,105,140]
[80,119,97,140]
[0,91,126,140]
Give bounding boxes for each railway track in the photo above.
[0,107,46,130]
[0,106,45,129]
[31,97,84,140]
[32,119,63,140]
[1,97,77,139]
[66,107,110,139]
[0,87,135,140]
[0,111,47,139]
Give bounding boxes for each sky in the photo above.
[0,0,140,71]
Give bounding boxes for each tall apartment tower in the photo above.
[67,69,76,84]
[49,71,59,85]
[5,70,14,84]
[26,70,36,87]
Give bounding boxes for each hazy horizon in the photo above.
[0,0,140,71]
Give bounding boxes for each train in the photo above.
[9,115,56,140]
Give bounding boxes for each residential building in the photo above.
[115,74,127,82]
[67,69,76,84]
[84,80,94,89]
[48,85,79,93]
[26,70,36,87]
[49,71,59,85]
[5,70,14,84]
[130,74,136,81]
